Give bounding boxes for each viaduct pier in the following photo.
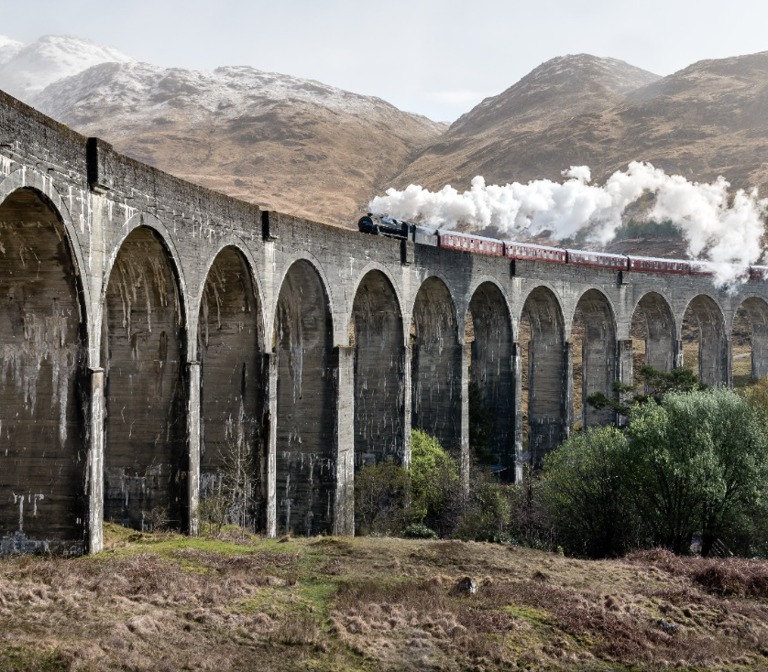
[1,91,767,554]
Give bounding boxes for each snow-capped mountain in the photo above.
[0,36,23,67]
[0,34,131,101]
[29,57,443,226]
[36,61,429,129]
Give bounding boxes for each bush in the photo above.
[453,472,513,542]
[354,460,410,536]
[626,388,768,555]
[410,430,460,534]
[542,426,634,557]
[402,522,438,539]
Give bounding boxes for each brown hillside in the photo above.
[394,52,768,200]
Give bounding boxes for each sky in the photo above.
[2,0,768,121]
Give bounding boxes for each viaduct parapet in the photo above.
[1,91,766,554]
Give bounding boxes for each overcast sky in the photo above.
[3,0,768,121]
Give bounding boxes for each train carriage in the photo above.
[566,249,628,271]
[627,256,690,274]
[504,241,567,263]
[438,230,504,256]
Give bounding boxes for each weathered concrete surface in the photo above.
[2,89,768,552]
[0,188,87,554]
[102,226,187,532]
[198,247,263,530]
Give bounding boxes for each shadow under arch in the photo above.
[682,295,727,386]
[519,286,566,466]
[571,288,617,429]
[732,296,768,385]
[0,187,88,553]
[274,259,335,536]
[198,245,266,531]
[466,281,514,479]
[351,270,405,469]
[411,276,461,455]
[630,292,676,384]
[102,225,188,532]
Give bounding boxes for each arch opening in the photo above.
[731,297,768,387]
[571,290,616,429]
[410,277,461,455]
[682,295,727,386]
[103,226,187,532]
[351,271,405,469]
[630,293,676,387]
[0,188,87,553]
[198,247,265,532]
[519,287,565,466]
[274,260,335,536]
[466,283,514,480]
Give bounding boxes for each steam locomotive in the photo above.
[357,213,767,280]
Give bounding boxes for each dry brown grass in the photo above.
[1,531,768,670]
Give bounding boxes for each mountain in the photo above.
[32,61,444,226]
[0,35,131,100]
[4,35,768,241]
[394,52,768,204]
[0,36,23,66]
[394,54,662,189]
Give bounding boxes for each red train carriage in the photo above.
[438,230,504,257]
[504,241,567,263]
[689,260,717,276]
[566,249,629,271]
[627,256,690,274]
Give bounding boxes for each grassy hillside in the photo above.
[1,526,768,670]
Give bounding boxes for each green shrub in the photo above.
[402,522,438,539]
[543,426,634,558]
[453,473,513,542]
[354,460,410,536]
[410,429,460,534]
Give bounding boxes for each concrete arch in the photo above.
[732,296,768,383]
[195,240,267,353]
[406,270,459,325]
[102,225,188,532]
[274,259,335,536]
[198,245,266,531]
[0,173,91,332]
[630,292,677,381]
[519,285,566,465]
[0,186,88,553]
[466,281,515,478]
[351,270,406,482]
[571,288,617,429]
[346,261,406,345]
[411,275,462,454]
[682,294,728,386]
[270,251,337,346]
[102,213,188,358]
[467,275,517,340]
[565,287,618,342]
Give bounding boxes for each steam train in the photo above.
[358,213,768,280]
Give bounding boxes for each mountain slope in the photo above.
[0,35,131,100]
[395,54,661,189]
[0,36,23,66]
[394,52,768,202]
[33,61,445,226]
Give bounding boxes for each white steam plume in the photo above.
[370,162,768,286]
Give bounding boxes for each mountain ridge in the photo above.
[2,34,768,237]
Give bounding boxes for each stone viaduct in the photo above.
[2,91,768,555]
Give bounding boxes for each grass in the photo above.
[1,529,768,670]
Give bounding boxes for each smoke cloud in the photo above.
[369,162,768,285]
